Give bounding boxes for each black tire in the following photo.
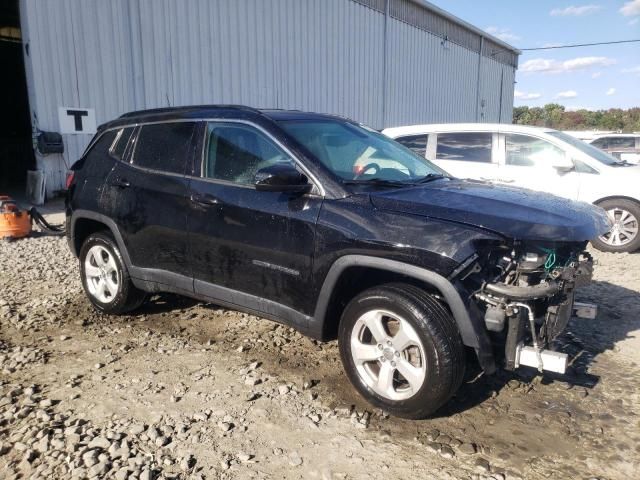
[78,231,146,314]
[591,198,640,253]
[338,283,465,419]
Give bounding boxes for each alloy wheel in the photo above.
[600,207,639,247]
[84,245,120,304]
[350,309,426,401]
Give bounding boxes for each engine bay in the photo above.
[458,241,595,373]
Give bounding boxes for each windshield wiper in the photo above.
[414,173,450,183]
[611,160,632,167]
[343,178,410,187]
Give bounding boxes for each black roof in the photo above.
[101,105,348,131]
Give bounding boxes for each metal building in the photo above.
[9,0,519,197]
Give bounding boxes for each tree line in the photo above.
[512,104,640,132]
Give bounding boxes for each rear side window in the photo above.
[110,127,135,161]
[395,135,428,157]
[608,137,635,148]
[132,122,197,174]
[591,138,608,148]
[436,132,492,163]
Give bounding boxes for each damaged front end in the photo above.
[457,240,596,374]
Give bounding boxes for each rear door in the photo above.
[187,121,323,317]
[103,121,198,290]
[430,131,500,181]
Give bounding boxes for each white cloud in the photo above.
[606,88,616,96]
[621,66,640,75]
[550,5,602,16]
[520,56,617,74]
[566,105,596,111]
[556,90,578,99]
[514,90,542,100]
[620,0,640,16]
[591,71,603,78]
[485,26,521,43]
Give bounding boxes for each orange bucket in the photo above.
[0,196,31,240]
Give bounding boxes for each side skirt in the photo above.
[129,268,321,339]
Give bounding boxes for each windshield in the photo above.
[277,119,448,182]
[548,131,621,166]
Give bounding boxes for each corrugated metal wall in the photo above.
[19,0,517,195]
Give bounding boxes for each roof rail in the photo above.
[118,104,263,119]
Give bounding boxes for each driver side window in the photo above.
[505,134,565,167]
[204,122,295,185]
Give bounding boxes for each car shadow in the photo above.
[432,279,640,417]
[136,293,200,315]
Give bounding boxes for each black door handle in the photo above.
[190,193,221,206]
[110,178,131,188]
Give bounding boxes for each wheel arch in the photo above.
[70,210,132,267]
[312,255,495,373]
[593,195,640,207]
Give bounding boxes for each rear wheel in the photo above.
[79,232,146,314]
[592,199,640,253]
[338,283,465,419]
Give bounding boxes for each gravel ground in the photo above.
[1,210,639,479]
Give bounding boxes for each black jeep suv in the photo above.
[66,105,609,418]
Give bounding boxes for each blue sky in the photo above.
[430,0,640,110]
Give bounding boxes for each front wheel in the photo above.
[79,232,146,314]
[591,199,640,253]
[338,283,465,419]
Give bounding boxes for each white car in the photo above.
[383,123,640,252]
[588,134,640,165]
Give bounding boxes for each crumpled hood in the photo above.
[370,179,611,242]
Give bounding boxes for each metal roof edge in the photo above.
[410,0,522,55]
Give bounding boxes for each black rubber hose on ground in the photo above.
[29,207,65,236]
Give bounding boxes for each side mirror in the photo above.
[254,163,312,193]
[550,155,574,173]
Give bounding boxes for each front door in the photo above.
[187,121,322,317]
[496,133,582,200]
[103,122,198,290]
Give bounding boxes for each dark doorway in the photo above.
[0,0,35,191]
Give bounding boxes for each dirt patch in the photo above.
[1,234,639,479]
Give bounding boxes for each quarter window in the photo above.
[505,134,565,167]
[132,122,197,174]
[85,130,117,159]
[436,132,492,163]
[204,123,295,185]
[395,135,428,157]
[110,127,135,161]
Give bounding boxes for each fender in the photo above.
[69,210,133,267]
[312,255,496,373]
